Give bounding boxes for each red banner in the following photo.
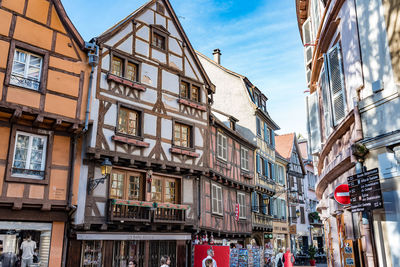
[235,203,240,221]
[193,245,230,267]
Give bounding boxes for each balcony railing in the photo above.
[252,212,273,228]
[108,199,188,224]
[154,207,185,223]
[108,199,151,222]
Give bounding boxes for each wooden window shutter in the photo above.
[271,130,275,148]
[256,154,260,173]
[264,123,268,142]
[271,163,275,181]
[327,43,346,125]
[306,92,322,154]
[300,206,305,224]
[302,18,313,66]
[265,160,269,178]
[320,64,333,139]
[252,192,258,212]
[297,177,303,193]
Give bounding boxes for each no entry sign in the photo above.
[334,184,350,205]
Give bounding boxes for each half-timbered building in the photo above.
[0,0,90,266]
[200,111,256,245]
[69,1,214,266]
[275,133,306,254]
[197,51,280,247]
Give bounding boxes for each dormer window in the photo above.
[152,32,166,50]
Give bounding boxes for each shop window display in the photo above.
[113,241,144,267]
[81,241,102,267]
[0,221,51,267]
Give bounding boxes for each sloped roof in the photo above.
[297,139,308,160]
[275,133,295,160]
[52,0,85,49]
[96,0,214,93]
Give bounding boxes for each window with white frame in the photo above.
[11,49,43,91]
[12,131,47,179]
[212,184,223,215]
[240,147,249,171]
[217,132,227,160]
[237,192,246,219]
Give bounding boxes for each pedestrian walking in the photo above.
[160,255,171,267]
[275,249,284,267]
[282,248,295,267]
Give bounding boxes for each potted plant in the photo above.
[308,245,317,266]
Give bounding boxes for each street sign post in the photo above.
[334,184,351,205]
[347,168,383,213]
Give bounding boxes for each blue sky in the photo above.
[63,0,307,136]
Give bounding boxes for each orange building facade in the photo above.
[0,0,90,266]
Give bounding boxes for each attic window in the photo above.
[156,2,165,14]
[152,32,166,50]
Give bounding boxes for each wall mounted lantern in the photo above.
[88,158,113,193]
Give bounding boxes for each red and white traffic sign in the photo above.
[334,184,351,205]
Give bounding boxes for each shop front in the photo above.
[76,232,190,267]
[0,221,64,267]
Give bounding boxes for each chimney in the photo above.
[213,49,221,64]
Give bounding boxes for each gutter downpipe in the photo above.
[62,40,98,267]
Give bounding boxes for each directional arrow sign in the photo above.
[334,184,351,205]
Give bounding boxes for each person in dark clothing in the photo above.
[0,251,17,267]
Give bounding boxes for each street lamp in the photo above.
[296,209,301,218]
[88,158,113,193]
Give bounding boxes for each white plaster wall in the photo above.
[161,118,172,140]
[183,179,193,203]
[167,19,180,39]
[356,0,396,97]
[141,88,157,104]
[92,167,107,198]
[169,54,182,71]
[105,23,133,47]
[355,0,400,138]
[100,73,109,90]
[338,0,363,109]
[75,163,88,225]
[198,54,257,141]
[136,25,149,41]
[104,104,117,126]
[161,142,172,161]
[117,36,133,54]
[141,63,158,86]
[136,9,154,25]
[186,49,202,82]
[142,139,156,157]
[155,13,166,27]
[162,70,179,94]
[194,127,203,148]
[169,38,181,55]
[135,39,149,57]
[163,94,179,111]
[101,54,110,71]
[143,113,157,136]
[152,48,167,64]
[184,58,196,80]
[102,128,115,150]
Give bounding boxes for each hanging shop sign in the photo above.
[347,168,383,213]
[289,225,297,235]
[334,184,351,205]
[235,203,240,221]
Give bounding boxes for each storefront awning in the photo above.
[76,232,192,241]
